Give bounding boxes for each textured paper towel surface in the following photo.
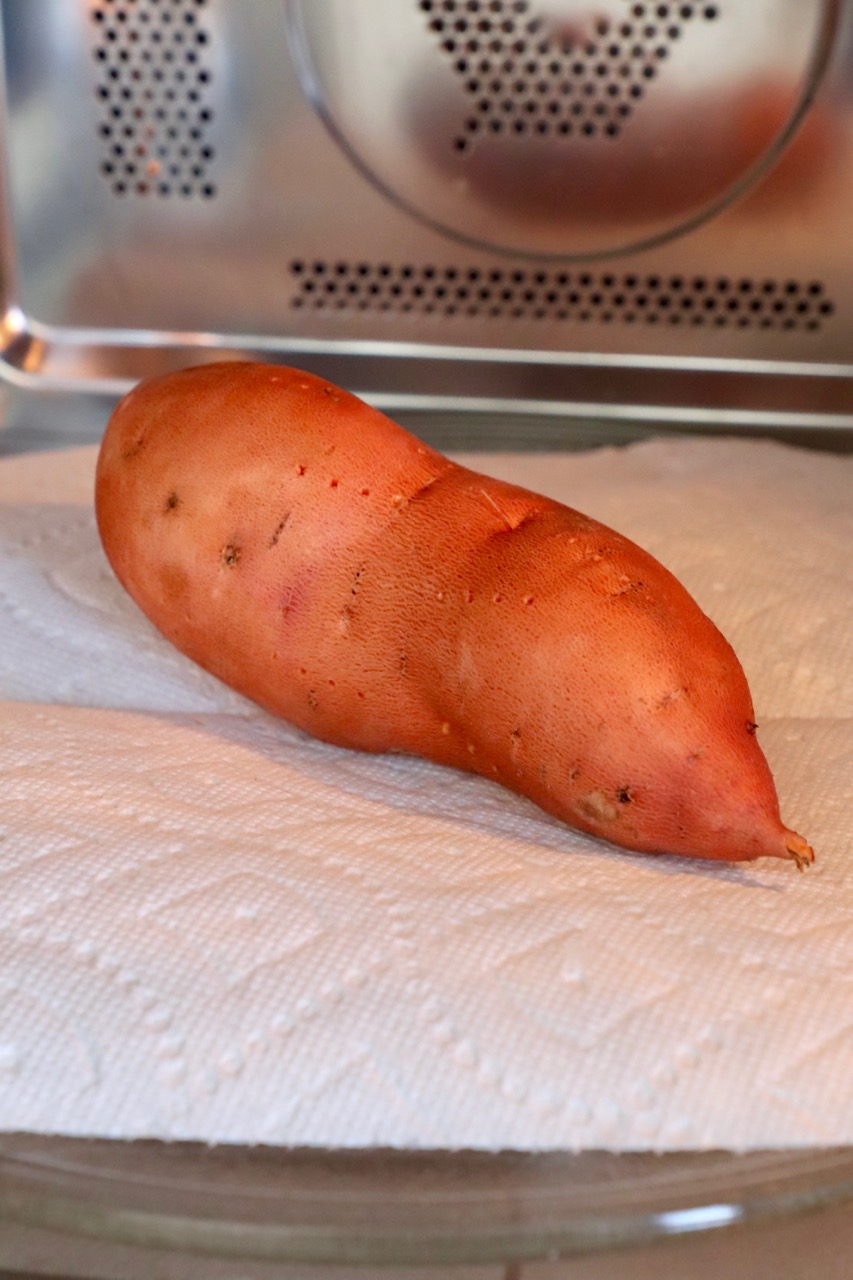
[0,438,851,1151]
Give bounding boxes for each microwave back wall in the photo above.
[0,0,851,431]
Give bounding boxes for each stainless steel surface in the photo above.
[289,0,835,258]
[0,0,851,429]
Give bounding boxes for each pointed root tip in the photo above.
[784,830,815,872]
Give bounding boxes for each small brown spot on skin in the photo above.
[510,728,522,746]
[307,689,318,710]
[687,746,707,764]
[492,593,503,604]
[159,563,188,601]
[658,686,687,709]
[280,585,299,618]
[400,652,407,677]
[617,786,634,804]
[122,436,145,460]
[746,720,758,735]
[360,488,370,497]
[522,595,534,605]
[465,590,474,604]
[164,490,180,513]
[330,479,339,488]
[296,464,306,476]
[322,385,341,402]
[569,766,580,781]
[269,512,291,548]
[221,543,241,568]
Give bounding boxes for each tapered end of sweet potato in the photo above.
[782,829,815,872]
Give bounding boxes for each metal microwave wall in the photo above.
[0,0,849,431]
[91,0,216,200]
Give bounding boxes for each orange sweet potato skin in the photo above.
[95,362,812,867]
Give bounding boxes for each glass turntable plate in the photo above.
[2,1134,853,1270]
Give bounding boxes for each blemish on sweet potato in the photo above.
[576,790,619,823]
[307,689,318,710]
[479,488,514,529]
[122,435,145,460]
[609,576,640,597]
[393,474,443,515]
[280,586,299,618]
[221,543,241,567]
[747,720,758,735]
[269,512,291,548]
[164,490,180,513]
[159,563,188,601]
[658,686,687,709]
[616,786,634,804]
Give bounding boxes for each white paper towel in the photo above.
[0,437,851,1151]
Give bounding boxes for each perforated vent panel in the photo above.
[419,0,722,149]
[91,0,216,198]
[290,261,833,331]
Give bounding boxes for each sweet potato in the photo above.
[95,362,813,869]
